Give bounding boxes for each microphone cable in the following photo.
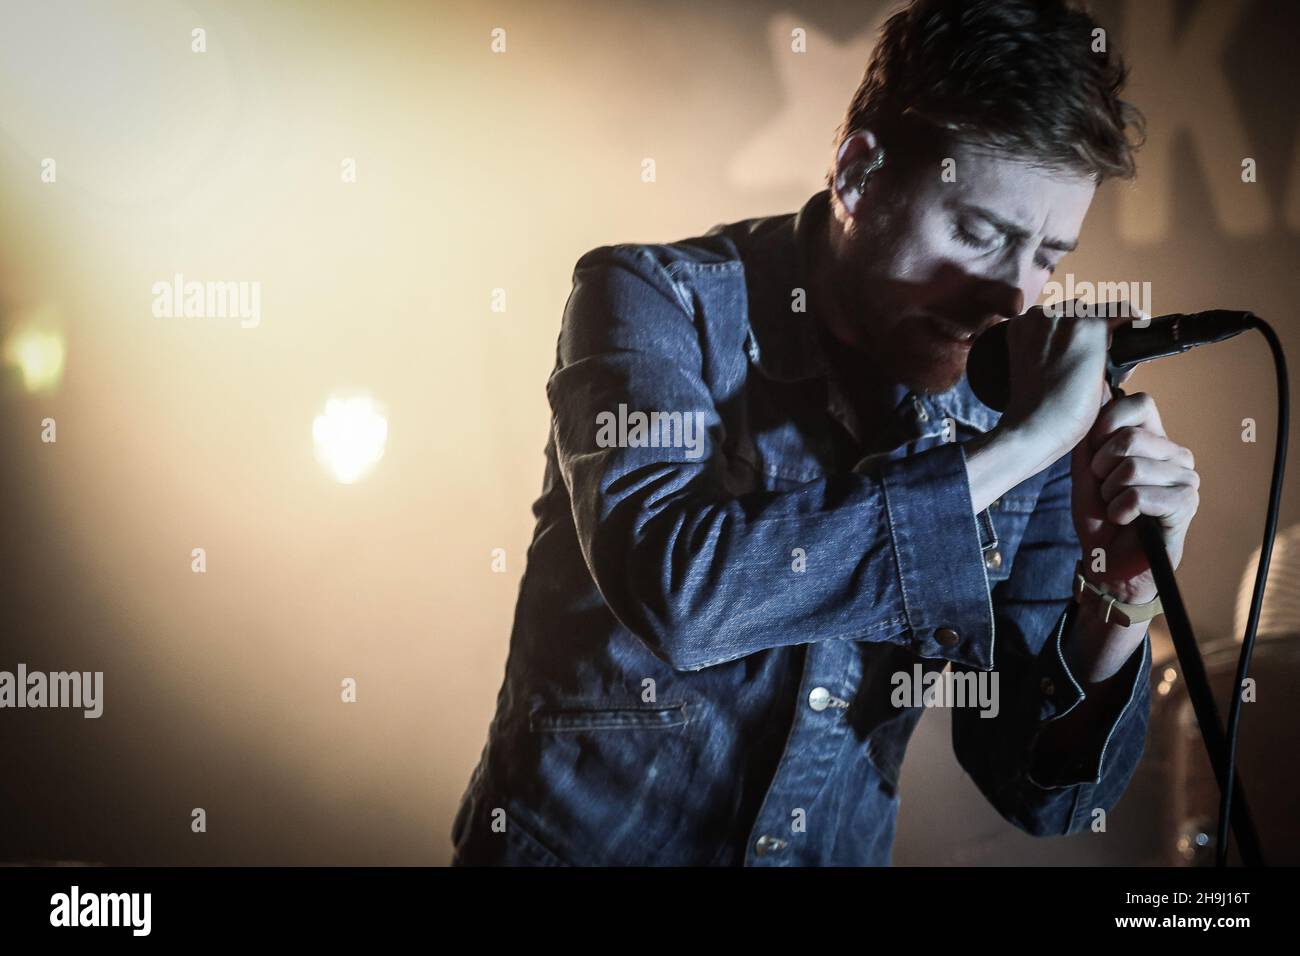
[1217,315,1288,867]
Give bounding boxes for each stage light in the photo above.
[312,394,388,484]
[4,325,65,393]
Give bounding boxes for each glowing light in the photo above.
[312,394,388,484]
[4,325,65,392]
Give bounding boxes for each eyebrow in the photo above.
[959,203,1078,253]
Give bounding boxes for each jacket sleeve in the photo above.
[549,243,998,671]
[950,451,1153,836]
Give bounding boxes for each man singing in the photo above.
[452,0,1199,865]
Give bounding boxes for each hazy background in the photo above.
[1,0,1296,865]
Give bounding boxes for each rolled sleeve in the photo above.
[951,451,1153,837]
[866,442,996,669]
[1025,600,1153,789]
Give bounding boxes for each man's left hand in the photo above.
[1071,388,1200,604]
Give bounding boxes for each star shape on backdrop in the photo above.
[727,10,890,193]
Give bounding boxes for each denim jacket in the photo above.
[450,189,1151,866]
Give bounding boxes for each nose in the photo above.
[980,249,1045,318]
[969,281,1024,322]
[928,259,1027,326]
[1004,287,1026,318]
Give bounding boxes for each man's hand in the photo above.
[1070,387,1200,604]
[965,302,1142,515]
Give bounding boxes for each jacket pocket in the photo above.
[528,701,690,732]
[451,791,573,867]
[501,809,572,866]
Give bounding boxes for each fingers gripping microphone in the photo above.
[966,309,1256,411]
[964,305,1281,868]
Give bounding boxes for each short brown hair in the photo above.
[827,0,1145,186]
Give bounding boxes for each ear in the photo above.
[833,128,883,216]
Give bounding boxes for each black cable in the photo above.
[1131,509,1263,864]
[1217,317,1289,867]
[1111,382,1263,864]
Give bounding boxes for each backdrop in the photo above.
[1,0,1296,865]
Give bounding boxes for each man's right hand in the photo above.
[963,300,1141,515]
[998,301,1141,461]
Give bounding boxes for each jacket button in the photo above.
[755,835,788,855]
[808,687,831,712]
[984,549,1003,571]
[1040,677,1056,696]
[935,627,960,648]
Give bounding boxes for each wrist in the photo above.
[1076,560,1157,604]
[964,421,1060,514]
[994,417,1066,473]
[1073,560,1162,627]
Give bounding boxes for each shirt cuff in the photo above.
[1025,600,1151,789]
[864,441,996,671]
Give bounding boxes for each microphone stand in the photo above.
[1107,379,1264,867]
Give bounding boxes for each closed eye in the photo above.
[951,203,1076,275]
[950,222,999,250]
[954,221,1061,274]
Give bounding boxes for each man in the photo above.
[451,0,1200,866]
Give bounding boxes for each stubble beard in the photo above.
[824,219,967,396]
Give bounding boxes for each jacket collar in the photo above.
[716,188,999,434]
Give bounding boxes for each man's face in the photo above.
[820,136,1097,394]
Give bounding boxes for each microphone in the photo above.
[966,309,1256,412]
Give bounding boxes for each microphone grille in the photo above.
[966,321,1010,412]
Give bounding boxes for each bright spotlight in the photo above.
[4,325,65,393]
[312,394,388,484]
